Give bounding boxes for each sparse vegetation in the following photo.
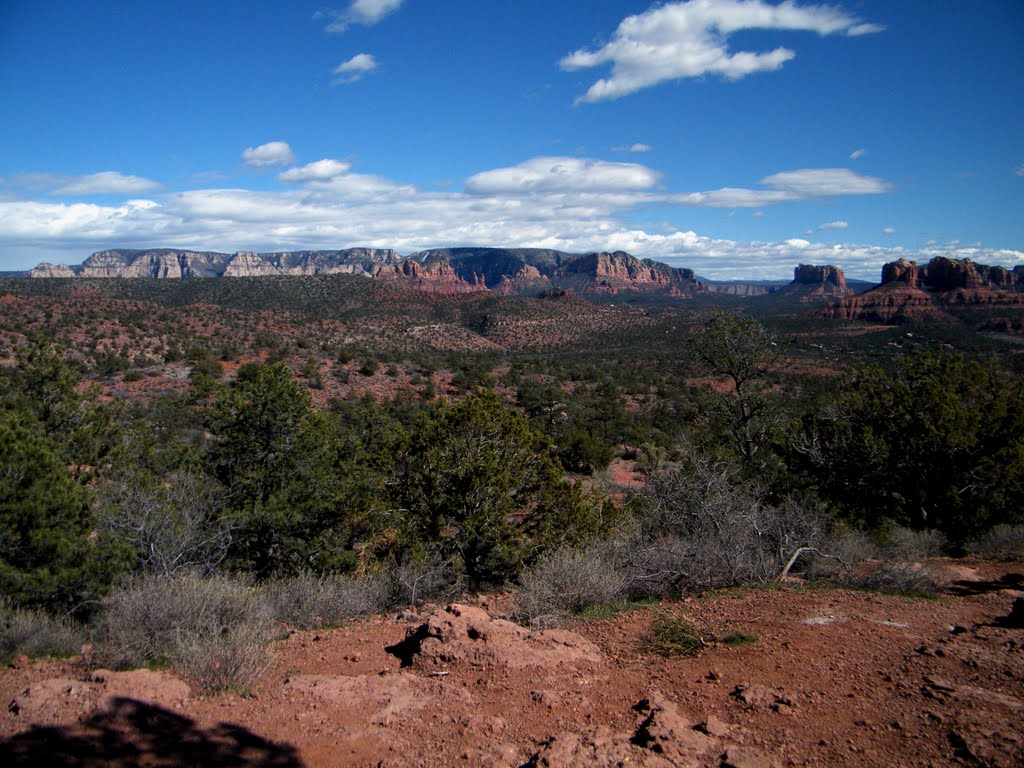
[92,572,271,693]
[967,524,1024,562]
[1,275,1022,684]
[265,571,388,629]
[0,598,84,665]
[513,541,629,626]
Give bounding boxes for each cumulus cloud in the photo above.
[333,53,378,84]
[819,220,849,230]
[560,0,883,104]
[883,227,896,235]
[321,0,404,32]
[849,148,867,160]
[278,159,352,183]
[7,154,1018,282]
[465,156,661,195]
[242,142,296,168]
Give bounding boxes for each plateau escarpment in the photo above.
[32,248,400,280]
[29,246,708,299]
[822,256,1024,325]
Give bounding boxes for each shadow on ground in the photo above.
[0,697,304,767]
[945,572,1024,597]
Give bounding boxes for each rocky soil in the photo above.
[2,559,1022,767]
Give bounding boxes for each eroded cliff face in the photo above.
[822,256,1024,324]
[28,263,78,278]
[26,245,711,298]
[493,265,552,296]
[30,248,400,280]
[73,250,231,278]
[793,264,848,293]
[560,251,704,295]
[374,260,485,293]
[777,264,853,302]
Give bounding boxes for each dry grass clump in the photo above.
[967,524,1024,562]
[92,571,270,693]
[513,540,629,627]
[0,599,83,664]
[642,614,706,657]
[265,571,389,629]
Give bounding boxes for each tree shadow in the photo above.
[0,697,304,767]
[945,572,1024,596]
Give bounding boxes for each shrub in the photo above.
[381,555,461,608]
[805,525,875,583]
[880,526,948,561]
[173,620,270,695]
[967,524,1024,561]
[265,572,388,629]
[629,458,826,592]
[854,562,940,597]
[0,599,83,664]
[513,541,629,627]
[93,572,270,693]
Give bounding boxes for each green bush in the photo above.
[395,391,608,587]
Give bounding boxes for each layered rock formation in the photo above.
[823,256,1024,324]
[374,260,485,293]
[27,245,709,298]
[414,247,705,297]
[30,248,400,279]
[771,264,853,302]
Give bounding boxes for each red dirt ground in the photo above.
[2,559,1021,767]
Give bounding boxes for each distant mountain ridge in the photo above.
[29,246,708,298]
[30,248,401,280]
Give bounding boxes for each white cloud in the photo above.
[465,156,661,195]
[849,148,867,160]
[242,141,296,168]
[333,53,378,84]
[883,227,896,235]
[278,159,353,183]
[1017,163,1024,177]
[7,154,1016,283]
[670,168,888,208]
[322,0,404,33]
[560,0,883,104]
[819,220,849,230]
[762,168,890,197]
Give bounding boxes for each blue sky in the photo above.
[0,0,1021,279]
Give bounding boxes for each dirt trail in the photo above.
[2,559,1022,767]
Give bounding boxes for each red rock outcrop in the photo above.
[779,264,852,302]
[373,260,485,294]
[561,251,704,296]
[822,256,1024,324]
